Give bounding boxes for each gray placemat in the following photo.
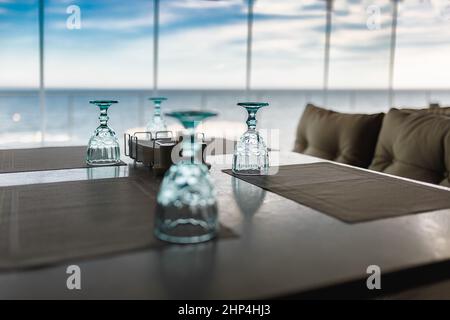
[223,163,450,223]
[0,146,126,174]
[0,177,236,270]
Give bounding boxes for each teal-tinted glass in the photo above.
[86,100,121,166]
[232,102,269,175]
[146,97,168,139]
[155,110,218,244]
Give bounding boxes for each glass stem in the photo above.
[99,106,109,127]
[182,127,198,164]
[153,103,161,118]
[246,107,258,131]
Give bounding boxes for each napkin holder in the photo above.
[124,131,211,175]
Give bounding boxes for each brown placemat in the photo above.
[223,163,450,223]
[0,177,236,270]
[0,146,126,174]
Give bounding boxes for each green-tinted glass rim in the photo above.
[89,100,118,105]
[165,111,218,118]
[148,97,168,101]
[237,102,269,107]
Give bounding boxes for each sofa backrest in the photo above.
[293,104,384,168]
[369,109,450,187]
[400,105,450,116]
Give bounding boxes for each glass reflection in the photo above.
[232,177,266,218]
[87,166,121,180]
[157,242,216,299]
[155,111,219,244]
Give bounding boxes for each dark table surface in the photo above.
[0,151,450,299]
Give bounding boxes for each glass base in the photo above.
[154,215,218,244]
[86,144,120,166]
[86,127,121,165]
[232,130,269,175]
[86,159,121,166]
[146,118,168,139]
[155,162,218,244]
[231,167,268,175]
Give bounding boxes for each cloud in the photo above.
[2,0,450,89]
[47,4,176,32]
[168,0,242,9]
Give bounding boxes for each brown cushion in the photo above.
[293,104,384,168]
[400,106,450,116]
[369,109,450,187]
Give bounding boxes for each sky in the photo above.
[1,0,450,89]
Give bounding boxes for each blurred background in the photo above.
[1,0,450,150]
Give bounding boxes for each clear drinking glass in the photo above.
[86,100,121,166]
[146,97,168,139]
[232,102,269,175]
[155,110,218,244]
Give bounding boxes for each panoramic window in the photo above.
[394,0,450,107]
[0,0,40,144]
[328,0,391,112]
[1,0,450,149]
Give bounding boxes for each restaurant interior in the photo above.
[1,0,450,301]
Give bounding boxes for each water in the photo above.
[0,89,449,151]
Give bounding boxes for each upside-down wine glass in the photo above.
[146,97,168,139]
[155,110,219,244]
[86,100,121,166]
[232,102,269,175]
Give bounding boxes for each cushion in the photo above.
[293,104,384,168]
[400,106,450,116]
[369,109,450,187]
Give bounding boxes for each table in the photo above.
[0,151,450,299]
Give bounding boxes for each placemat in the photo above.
[0,177,236,270]
[223,163,450,223]
[0,146,126,174]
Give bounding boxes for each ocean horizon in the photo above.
[1,88,449,150]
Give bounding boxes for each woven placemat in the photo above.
[0,146,126,174]
[0,177,236,270]
[223,163,450,223]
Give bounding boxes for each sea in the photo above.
[1,89,449,151]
